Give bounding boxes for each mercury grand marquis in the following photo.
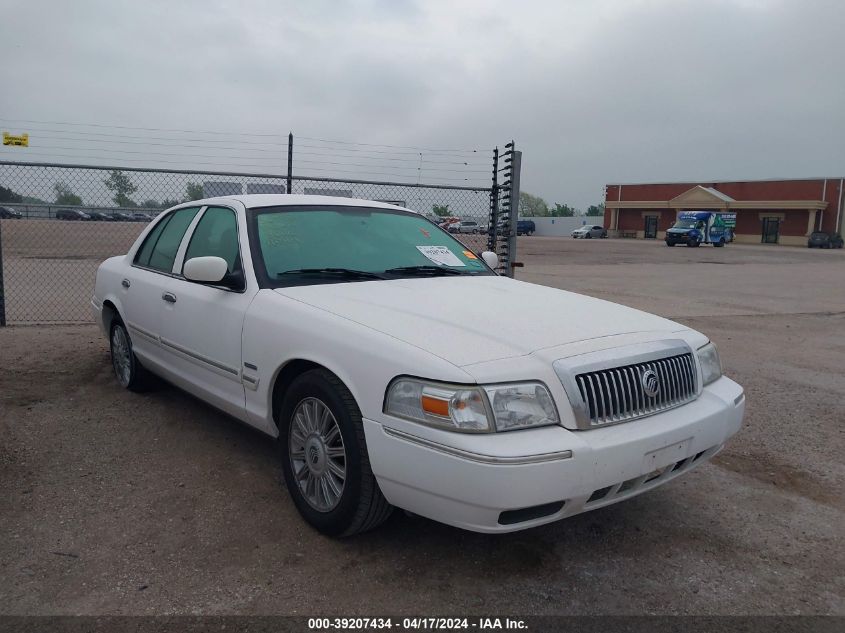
[92,194,745,536]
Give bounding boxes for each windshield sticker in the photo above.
[462,250,478,259]
[416,245,466,267]
[419,227,431,238]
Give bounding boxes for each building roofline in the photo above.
[606,176,844,186]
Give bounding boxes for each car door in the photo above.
[158,204,258,419]
[121,206,202,368]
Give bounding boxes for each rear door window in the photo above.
[135,207,200,272]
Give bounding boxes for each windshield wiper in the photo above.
[276,268,385,280]
[383,265,467,277]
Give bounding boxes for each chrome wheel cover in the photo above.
[111,326,132,387]
[289,397,347,512]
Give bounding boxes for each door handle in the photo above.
[162,292,177,304]
[121,279,130,288]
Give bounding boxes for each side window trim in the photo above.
[172,205,209,274]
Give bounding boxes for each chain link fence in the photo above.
[0,153,516,324]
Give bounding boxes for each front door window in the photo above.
[644,216,658,239]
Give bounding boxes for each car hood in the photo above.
[274,276,687,367]
[667,228,692,233]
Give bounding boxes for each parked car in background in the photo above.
[438,217,460,232]
[571,225,607,239]
[112,212,134,221]
[498,219,536,236]
[0,206,23,219]
[517,219,536,236]
[93,194,744,537]
[807,231,843,249]
[89,211,116,221]
[130,212,154,222]
[450,220,486,234]
[56,209,91,221]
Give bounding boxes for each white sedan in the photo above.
[572,224,608,238]
[92,194,744,536]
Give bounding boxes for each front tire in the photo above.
[585,233,592,239]
[279,369,393,536]
[109,321,152,392]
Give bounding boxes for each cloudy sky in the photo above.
[1,0,843,209]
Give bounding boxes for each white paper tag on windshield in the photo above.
[416,245,466,267]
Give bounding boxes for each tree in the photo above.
[54,182,83,206]
[0,184,23,203]
[104,170,137,207]
[184,182,204,201]
[159,198,180,209]
[518,192,549,217]
[432,204,450,217]
[585,203,605,217]
[550,202,576,217]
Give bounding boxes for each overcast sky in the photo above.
[1,0,843,209]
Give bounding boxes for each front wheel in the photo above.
[279,369,393,536]
[666,242,675,247]
[713,239,725,248]
[585,233,592,239]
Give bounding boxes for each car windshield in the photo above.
[672,219,698,229]
[251,206,493,286]
[810,232,828,239]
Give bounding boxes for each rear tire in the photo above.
[278,369,393,537]
[109,321,153,392]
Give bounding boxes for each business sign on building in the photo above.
[3,132,29,147]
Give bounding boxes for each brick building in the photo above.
[604,178,844,246]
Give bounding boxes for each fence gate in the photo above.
[0,138,519,324]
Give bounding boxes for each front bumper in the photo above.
[365,376,744,533]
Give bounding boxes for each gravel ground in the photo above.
[1,238,843,616]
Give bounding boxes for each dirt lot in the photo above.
[1,237,843,616]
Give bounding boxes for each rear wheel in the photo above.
[109,321,153,392]
[713,239,725,248]
[279,369,393,536]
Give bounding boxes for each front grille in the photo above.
[574,353,696,426]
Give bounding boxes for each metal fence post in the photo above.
[287,133,294,194]
[0,218,6,326]
[487,147,499,253]
[506,150,522,278]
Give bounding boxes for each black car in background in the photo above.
[55,209,91,221]
[89,211,116,221]
[0,206,24,219]
[807,231,843,249]
[130,212,153,222]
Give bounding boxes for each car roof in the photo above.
[171,194,417,214]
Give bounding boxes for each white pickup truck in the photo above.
[92,194,745,536]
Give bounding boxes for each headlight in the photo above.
[696,342,722,386]
[384,378,559,433]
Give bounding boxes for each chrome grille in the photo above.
[553,340,700,430]
[575,353,696,426]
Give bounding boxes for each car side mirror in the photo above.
[481,251,499,269]
[184,256,228,283]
